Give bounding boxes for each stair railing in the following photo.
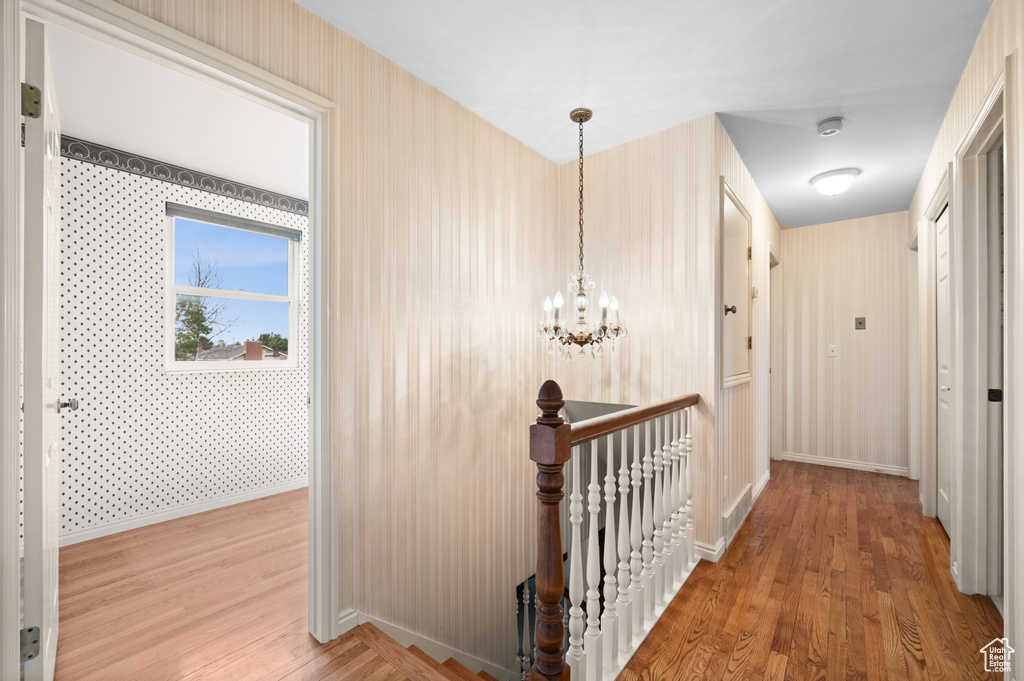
[528,380,699,681]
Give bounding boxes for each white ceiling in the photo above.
[300,0,991,227]
[46,25,310,201]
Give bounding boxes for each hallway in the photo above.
[621,460,1003,680]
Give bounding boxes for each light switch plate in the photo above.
[855,317,866,330]
[828,344,838,357]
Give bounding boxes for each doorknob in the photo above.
[939,386,950,392]
[724,305,737,316]
[57,398,79,413]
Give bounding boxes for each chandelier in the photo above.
[539,108,626,360]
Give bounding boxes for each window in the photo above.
[165,203,300,370]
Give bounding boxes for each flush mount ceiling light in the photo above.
[810,168,861,196]
[538,108,626,361]
[817,117,844,137]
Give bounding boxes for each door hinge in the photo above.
[21,626,40,663]
[21,83,41,119]
[748,246,752,260]
[988,388,1003,402]
[748,336,752,350]
[21,122,25,148]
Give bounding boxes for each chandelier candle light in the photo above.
[539,108,626,360]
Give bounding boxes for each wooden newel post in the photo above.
[529,380,572,681]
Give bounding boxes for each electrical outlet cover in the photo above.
[855,317,866,330]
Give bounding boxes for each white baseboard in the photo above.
[340,611,516,681]
[752,470,770,503]
[59,478,309,546]
[338,608,360,635]
[778,451,909,477]
[694,538,725,562]
[722,483,752,548]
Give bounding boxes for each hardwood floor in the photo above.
[54,462,1004,680]
[54,489,492,681]
[620,460,1004,681]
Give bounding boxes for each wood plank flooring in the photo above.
[54,461,1004,680]
[620,460,1004,681]
[54,489,489,681]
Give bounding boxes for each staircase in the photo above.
[349,622,501,681]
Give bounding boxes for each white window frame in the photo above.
[164,205,299,372]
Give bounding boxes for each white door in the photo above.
[935,205,952,533]
[23,19,62,681]
[770,262,782,459]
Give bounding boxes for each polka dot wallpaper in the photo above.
[56,156,309,540]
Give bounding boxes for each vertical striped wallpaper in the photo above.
[910,0,1020,231]
[113,0,560,667]
[715,118,779,520]
[104,0,777,668]
[779,212,910,472]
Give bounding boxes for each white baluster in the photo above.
[616,429,632,658]
[567,447,585,679]
[676,411,688,580]
[584,441,602,681]
[685,408,695,569]
[661,415,676,598]
[652,416,666,608]
[669,411,684,589]
[601,435,618,673]
[640,421,655,624]
[628,424,643,644]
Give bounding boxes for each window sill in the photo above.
[164,361,299,374]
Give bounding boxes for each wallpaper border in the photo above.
[59,135,308,216]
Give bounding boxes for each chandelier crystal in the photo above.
[539,108,626,360]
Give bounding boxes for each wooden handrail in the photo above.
[570,393,699,446]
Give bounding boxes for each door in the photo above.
[935,205,952,533]
[23,19,62,681]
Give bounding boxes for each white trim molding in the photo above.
[1002,47,1024,671]
[918,164,951,519]
[778,451,909,477]
[60,480,308,547]
[752,470,770,503]
[0,0,23,676]
[950,69,1006,596]
[694,538,726,563]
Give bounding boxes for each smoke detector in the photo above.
[817,117,844,137]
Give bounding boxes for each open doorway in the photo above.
[18,12,331,679]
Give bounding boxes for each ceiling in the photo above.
[46,25,310,200]
[300,0,991,227]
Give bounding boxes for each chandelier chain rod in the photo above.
[578,118,585,277]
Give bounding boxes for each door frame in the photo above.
[917,165,949,521]
[1003,47,1023,659]
[949,69,1005,595]
[768,243,782,462]
[2,1,342,674]
[0,0,24,673]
